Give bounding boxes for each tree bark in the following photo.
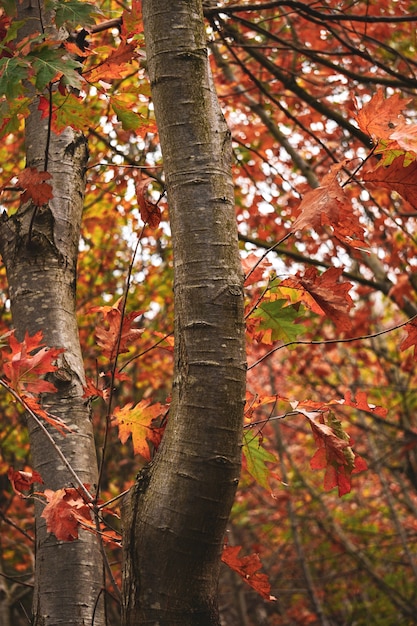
[122,1,246,624]
[0,2,104,624]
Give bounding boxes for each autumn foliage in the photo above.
[1,1,417,624]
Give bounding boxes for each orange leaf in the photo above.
[87,40,137,82]
[16,167,53,206]
[355,89,409,141]
[112,399,166,461]
[221,545,276,601]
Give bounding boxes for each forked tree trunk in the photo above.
[0,3,104,624]
[122,1,246,625]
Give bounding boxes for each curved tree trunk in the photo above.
[0,3,104,624]
[122,1,246,624]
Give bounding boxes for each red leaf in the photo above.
[221,545,276,601]
[2,331,63,396]
[343,390,388,418]
[90,297,144,360]
[302,409,367,497]
[8,466,43,495]
[16,167,53,206]
[242,253,272,286]
[41,488,92,542]
[281,267,354,331]
[400,320,417,358]
[291,163,365,246]
[135,178,162,228]
[362,155,417,211]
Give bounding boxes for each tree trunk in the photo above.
[122,1,246,624]
[0,3,104,624]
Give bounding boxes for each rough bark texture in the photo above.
[122,1,246,624]
[0,3,104,624]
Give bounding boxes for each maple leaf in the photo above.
[221,545,276,601]
[355,89,410,141]
[42,487,92,542]
[8,466,43,495]
[400,320,417,358]
[16,167,53,206]
[242,431,279,491]
[362,155,417,211]
[291,163,365,246]
[135,178,162,228]
[90,298,144,361]
[281,267,354,331]
[112,399,165,461]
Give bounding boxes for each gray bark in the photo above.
[122,1,246,624]
[0,2,104,624]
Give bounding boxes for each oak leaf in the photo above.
[400,320,417,358]
[242,253,272,286]
[300,409,367,497]
[42,488,92,542]
[90,298,144,361]
[242,431,279,492]
[16,167,53,206]
[281,267,354,331]
[135,178,162,228]
[2,330,62,396]
[8,466,43,495]
[87,40,137,82]
[355,89,409,141]
[221,545,276,601]
[112,399,165,461]
[291,163,365,246]
[362,155,417,211]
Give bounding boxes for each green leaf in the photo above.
[242,431,278,491]
[0,57,28,99]
[28,48,83,91]
[0,97,30,138]
[52,0,102,29]
[252,299,306,343]
[112,100,143,132]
